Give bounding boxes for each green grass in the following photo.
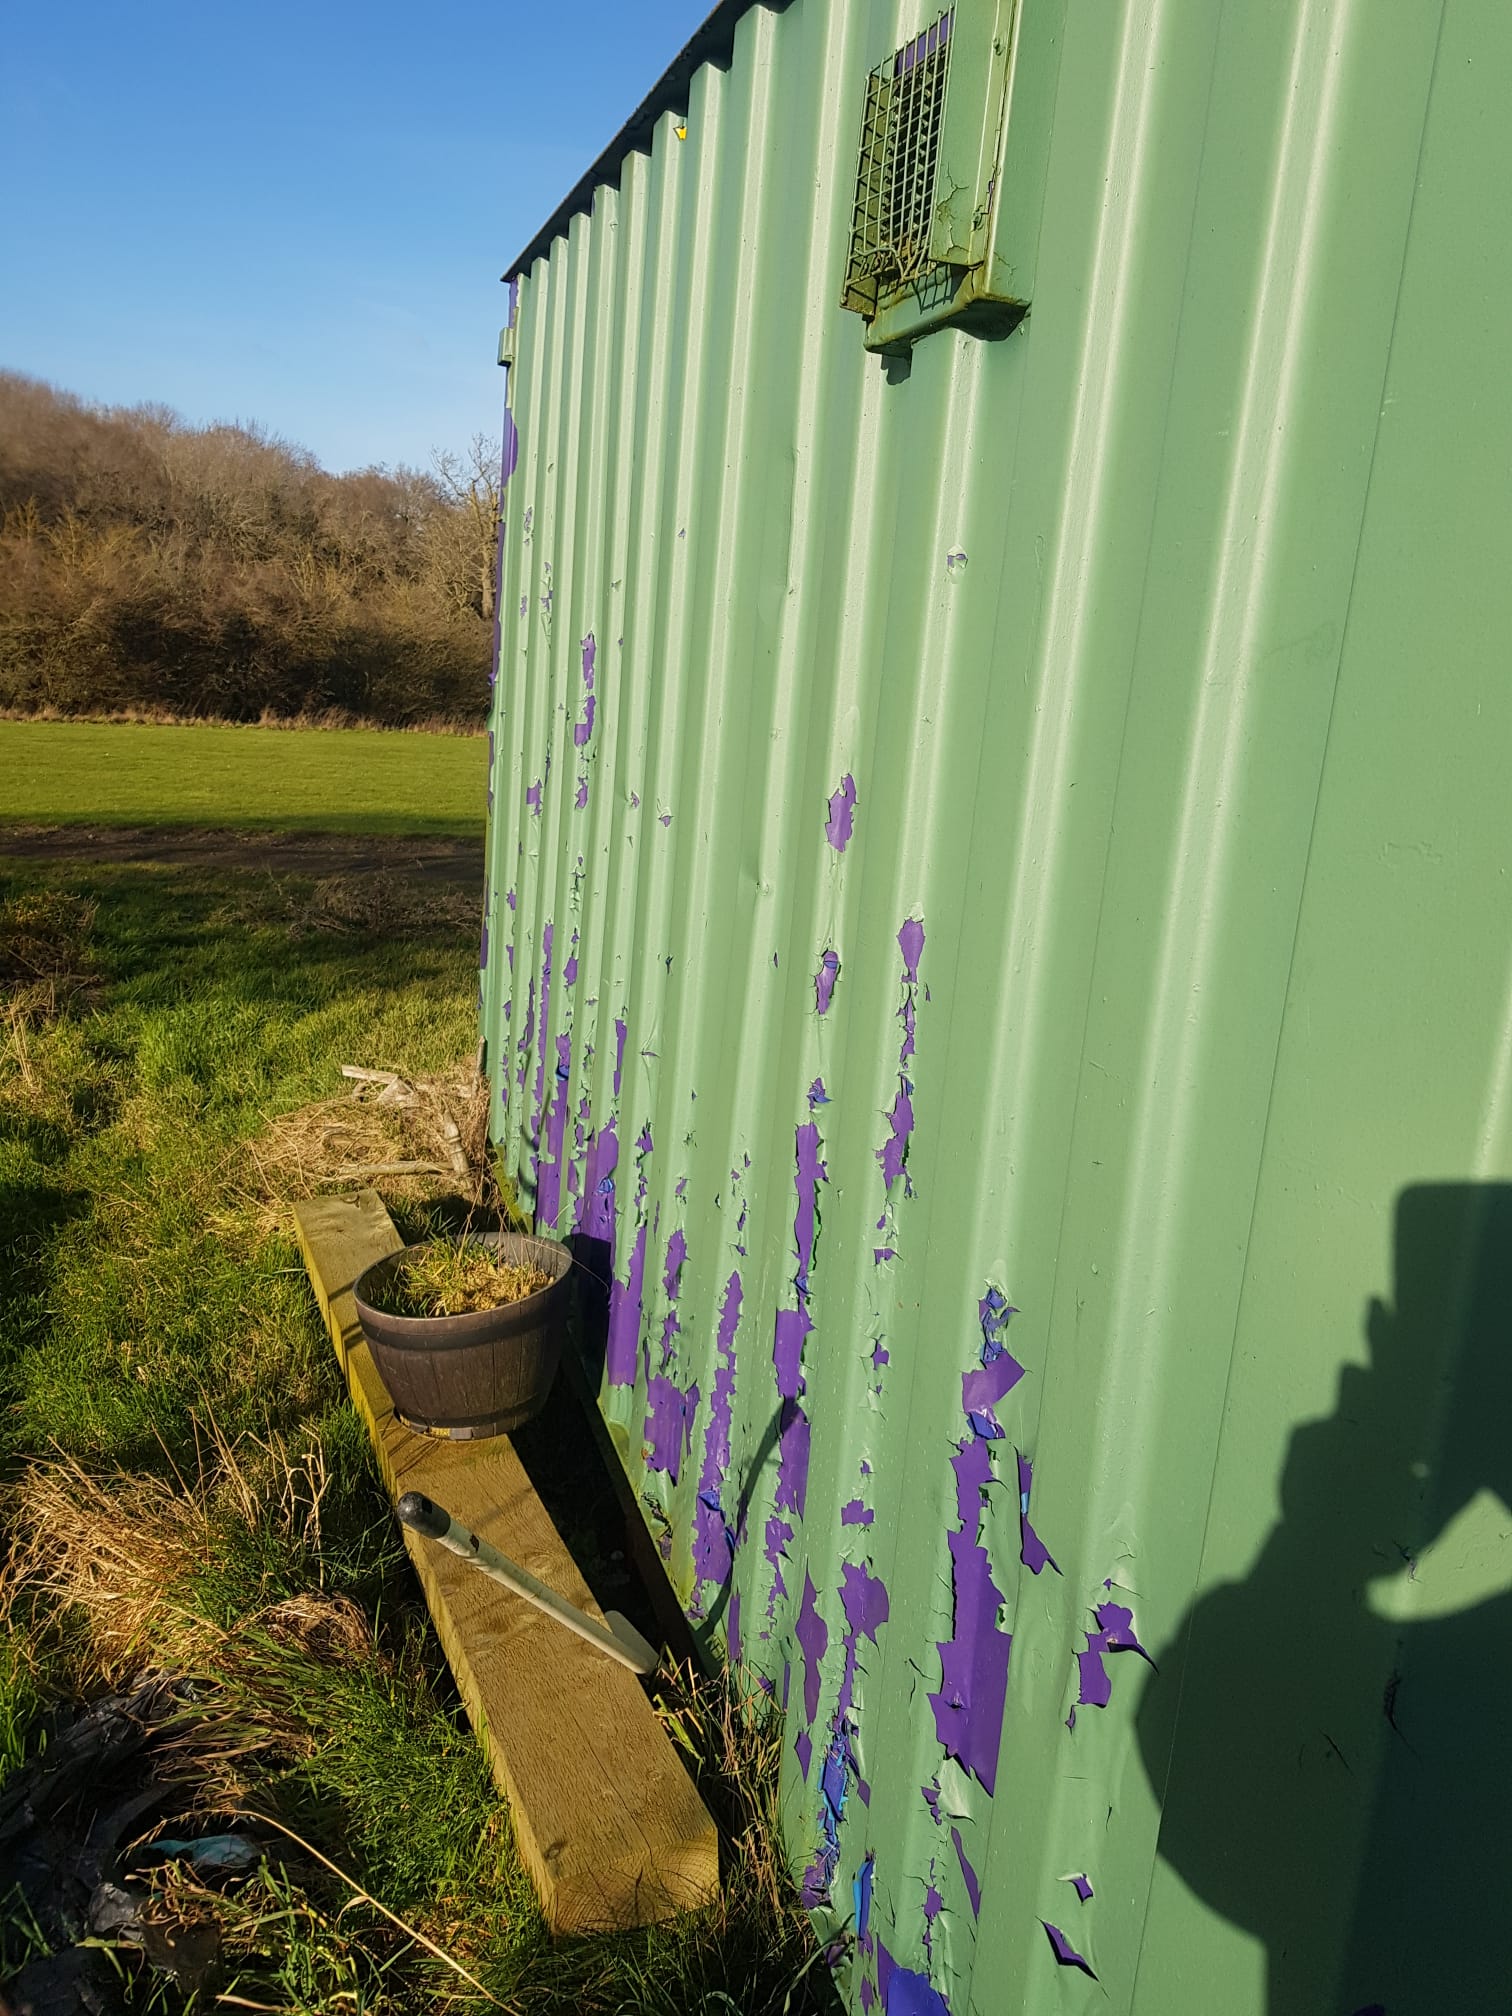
[0,854,825,2016]
[0,720,486,834]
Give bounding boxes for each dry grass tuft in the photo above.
[243,1061,491,1224]
[296,869,479,940]
[257,1590,374,1669]
[653,1661,810,1940]
[2,1422,349,1687]
[0,885,98,1025]
[206,867,481,943]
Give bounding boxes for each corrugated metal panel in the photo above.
[481,2,1511,2010]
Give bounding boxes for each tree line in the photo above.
[0,370,499,726]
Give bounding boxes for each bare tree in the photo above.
[431,434,502,624]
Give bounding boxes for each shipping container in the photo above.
[481,2,1512,2008]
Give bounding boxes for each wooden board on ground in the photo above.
[292,1191,719,1933]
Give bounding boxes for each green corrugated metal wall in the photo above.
[481,1,1512,2008]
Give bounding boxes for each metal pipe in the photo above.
[395,1490,660,1676]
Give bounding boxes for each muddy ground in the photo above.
[0,824,483,887]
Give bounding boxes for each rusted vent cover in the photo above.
[841,11,955,319]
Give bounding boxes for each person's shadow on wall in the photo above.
[1138,1183,1512,2016]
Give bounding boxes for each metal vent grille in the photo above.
[841,11,955,318]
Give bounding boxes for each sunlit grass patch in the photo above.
[0,854,830,2015]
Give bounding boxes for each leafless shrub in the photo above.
[0,370,499,726]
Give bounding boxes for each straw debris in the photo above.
[244,1059,491,1218]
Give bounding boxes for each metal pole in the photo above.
[395,1490,660,1677]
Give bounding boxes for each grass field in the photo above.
[0,720,486,835]
[0,825,820,2007]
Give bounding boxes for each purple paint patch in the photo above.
[800,1856,830,1910]
[658,810,672,828]
[1021,1519,1057,1574]
[841,1499,874,1527]
[536,1031,572,1230]
[573,634,597,745]
[962,1290,1025,1438]
[875,1943,949,2016]
[1043,1923,1097,1979]
[854,1854,874,1941]
[765,1511,794,1588]
[898,917,924,983]
[500,408,519,487]
[605,1222,646,1387]
[792,1123,825,1293]
[1067,1873,1094,1903]
[773,1309,809,1402]
[814,948,840,1013]
[532,922,555,1152]
[930,1436,1012,1794]
[922,1782,943,1826]
[576,1123,618,1244]
[924,1885,943,1924]
[962,1351,1025,1436]
[807,1077,829,1109]
[796,1573,828,1724]
[613,1017,627,1097]
[951,1828,981,1917]
[825,774,857,852]
[978,1287,1017,1356]
[525,779,542,814]
[874,1247,898,1265]
[877,1083,915,1190]
[644,1377,699,1483]
[840,1561,889,1643]
[772,1399,811,1517]
[803,1560,890,1909]
[772,1118,827,1403]
[795,1728,813,1779]
[1017,1453,1061,1576]
[575,776,589,810]
[663,1229,687,1301]
[1076,1598,1154,1710]
[693,1274,745,1588]
[515,975,535,1098]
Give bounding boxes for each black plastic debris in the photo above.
[0,1673,262,2008]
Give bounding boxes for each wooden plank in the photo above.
[292,1192,719,1932]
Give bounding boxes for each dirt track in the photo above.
[0,824,484,887]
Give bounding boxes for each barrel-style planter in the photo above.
[352,1231,571,1439]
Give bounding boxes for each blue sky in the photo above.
[1,0,708,472]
